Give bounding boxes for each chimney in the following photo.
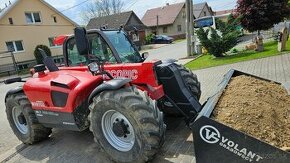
[9,1,11,5]
[166,3,169,6]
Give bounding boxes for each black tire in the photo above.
[178,65,201,100]
[5,93,52,144]
[89,86,166,163]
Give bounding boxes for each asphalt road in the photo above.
[0,83,22,155]
[144,35,257,62]
[146,40,187,61]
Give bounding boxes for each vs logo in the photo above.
[199,125,220,144]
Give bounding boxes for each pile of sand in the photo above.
[213,75,290,150]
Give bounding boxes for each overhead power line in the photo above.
[124,0,139,11]
[58,0,91,13]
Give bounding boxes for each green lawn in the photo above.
[186,40,290,70]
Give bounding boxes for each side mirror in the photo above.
[74,27,90,56]
[38,48,59,72]
[142,52,149,60]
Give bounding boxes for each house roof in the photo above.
[0,0,19,20]
[142,2,213,27]
[142,2,185,27]
[193,2,213,18]
[0,0,78,26]
[87,11,146,31]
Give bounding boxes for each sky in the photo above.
[0,0,237,25]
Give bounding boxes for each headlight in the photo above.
[88,62,99,73]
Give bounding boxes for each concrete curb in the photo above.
[177,54,203,65]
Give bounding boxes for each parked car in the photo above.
[152,35,174,44]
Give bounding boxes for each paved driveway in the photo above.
[196,53,290,103]
[1,53,289,163]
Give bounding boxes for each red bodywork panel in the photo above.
[59,61,164,100]
[25,61,164,113]
[24,70,102,113]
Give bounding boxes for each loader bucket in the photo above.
[190,69,290,163]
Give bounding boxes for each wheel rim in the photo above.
[12,106,28,134]
[101,110,135,152]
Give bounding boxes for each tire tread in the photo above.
[88,86,166,163]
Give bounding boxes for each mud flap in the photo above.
[191,116,290,163]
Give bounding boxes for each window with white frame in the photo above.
[48,37,60,47]
[6,40,24,52]
[25,12,41,24]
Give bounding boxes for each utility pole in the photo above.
[190,0,195,54]
[156,15,159,35]
[186,0,194,57]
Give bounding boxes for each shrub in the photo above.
[196,19,240,57]
[145,33,154,44]
[34,45,51,64]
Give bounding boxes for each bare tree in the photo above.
[112,0,123,14]
[81,2,99,24]
[81,0,124,24]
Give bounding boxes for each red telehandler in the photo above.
[4,27,290,163]
[4,27,201,163]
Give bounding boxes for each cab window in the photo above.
[66,34,116,66]
[104,31,143,63]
